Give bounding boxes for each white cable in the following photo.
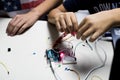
[84,40,107,80]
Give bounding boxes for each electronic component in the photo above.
[46,32,77,64]
[46,49,61,62]
[45,49,76,64]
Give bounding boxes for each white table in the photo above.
[0,17,113,80]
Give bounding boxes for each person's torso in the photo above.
[87,0,120,14]
[63,0,120,14]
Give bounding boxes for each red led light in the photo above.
[60,52,64,58]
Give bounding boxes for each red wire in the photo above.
[52,33,67,48]
[52,32,76,48]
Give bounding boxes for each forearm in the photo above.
[30,0,63,17]
[110,8,120,27]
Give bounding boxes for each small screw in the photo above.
[8,48,11,52]
[33,52,36,55]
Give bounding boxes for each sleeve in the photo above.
[63,0,90,12]
[0,1,4,10]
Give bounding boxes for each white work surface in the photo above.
[0,16,113,80]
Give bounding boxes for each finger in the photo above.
[77,23,90,39]
[17,23,30,35]
[10,16,18,23]
[81,27,95,41]
[11,19,26,35]
[7,17,22,36]
[59,15,68,33]
[89,30,103,42]
[70,14,78,32]
[78,18,86,29]
[65,14,73,33]
[6,17,17,33]
[56,20,63,32]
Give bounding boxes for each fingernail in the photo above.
[76,36,80,39]
[81,36,86,41]
[10,34,14,36]
[89,39,94,42]
[76,34,81,39]
[71,32,76,36]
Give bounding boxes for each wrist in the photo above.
[109,8,120,27]
[30,8,42,18]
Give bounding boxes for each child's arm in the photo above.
[48,4,78,34]
[6,0,62,36]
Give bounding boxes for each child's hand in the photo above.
[53,12,78,34]
[6,10,40,36]
[77,10,115,42]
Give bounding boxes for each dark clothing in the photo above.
[63,0,120,14]
[109,38,120,80]
[0,1,3,10]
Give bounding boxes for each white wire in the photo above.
[84,40,107,80]
[50,38,107,80]
[73,40,93,56]
[0,61,9,75]
[48,59,62,80]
